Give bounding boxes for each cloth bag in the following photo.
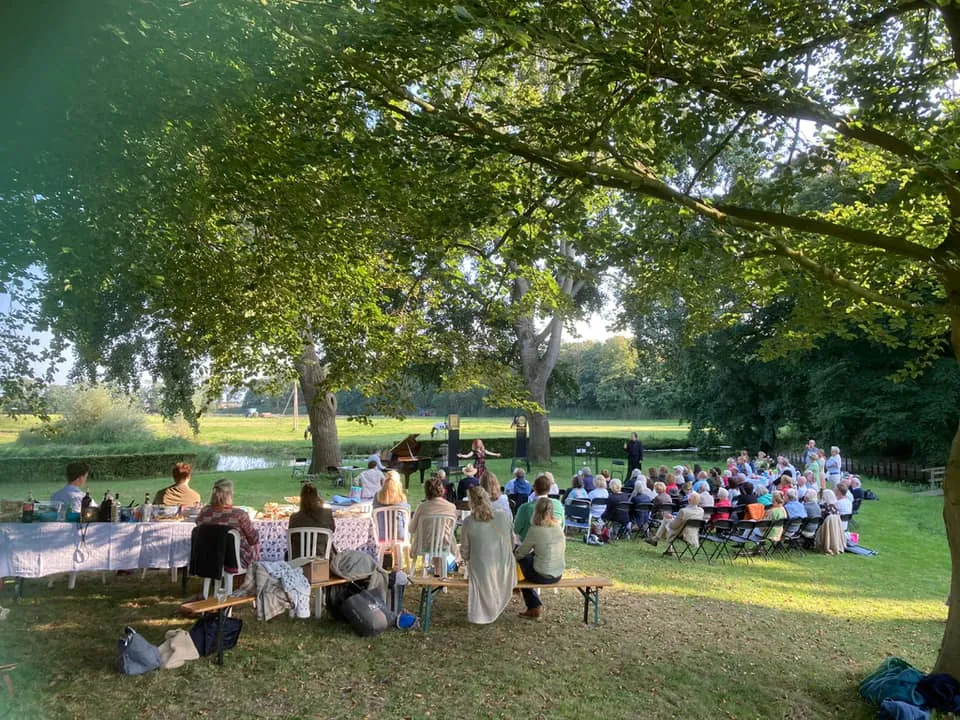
[117,627,161,676]
[157,629,200,670]
[188,616,243,657]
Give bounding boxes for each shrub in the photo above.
[0,452,213,484]
[18,385,153,446]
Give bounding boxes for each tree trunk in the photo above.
[527,383,551,463]
[933,316,960,678]
[295,340,341,474]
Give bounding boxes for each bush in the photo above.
[18,385,153,446]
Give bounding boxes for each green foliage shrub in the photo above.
[0,451,214,485]
[18,385,153,446]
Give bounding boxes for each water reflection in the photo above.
[215,455,278,472]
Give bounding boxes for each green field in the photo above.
[0,475,949,719]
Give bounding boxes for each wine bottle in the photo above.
[22,491,34,523]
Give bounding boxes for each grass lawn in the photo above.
[0,472,950,720]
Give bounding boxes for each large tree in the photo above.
[271,0,960,675]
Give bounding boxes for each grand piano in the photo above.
[388,433,432,489]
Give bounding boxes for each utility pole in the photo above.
[292,380,299,433]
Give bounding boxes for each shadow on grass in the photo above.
[0,573,945,720]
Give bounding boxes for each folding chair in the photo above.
[839,513,852,535]
[799,516,823,550]
[664,519,704,562]
[607,502,633,541]
[778,518,805,557]
[326,465,345,488]
[702,519,734,564]
[759,519,787,557]
[629,502,654,539]
[508,493,529,516]
[649,504,673,537]
[291,457,309,480]
[564,499,592,536]
[725,520,760,564]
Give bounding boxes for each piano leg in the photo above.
[419,466,427,484]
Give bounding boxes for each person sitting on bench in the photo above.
[514,498,565,620]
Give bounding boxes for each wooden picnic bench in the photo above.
[411,575,612,632]
[180,575,351,665]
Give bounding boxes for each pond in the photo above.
[215,455,281,472]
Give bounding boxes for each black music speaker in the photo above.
[514,414,528,459]
[447,414,460,468]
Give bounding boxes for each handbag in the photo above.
[188,616,243,657]
[117,627,161,675]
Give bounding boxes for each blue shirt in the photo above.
[784,501,806,519]
[50,484,87,513]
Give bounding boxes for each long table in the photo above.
[0,515,378,579]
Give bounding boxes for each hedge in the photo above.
[0,452,212,485]
[343,436,693,461]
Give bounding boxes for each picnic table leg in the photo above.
[581,587,589,624]
[14,577,23,601]
[593,587,600,626]
[181,566,188,597]
[216,608,225,666]
[423,587,435,632]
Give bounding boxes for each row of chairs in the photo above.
[664,516,833,564]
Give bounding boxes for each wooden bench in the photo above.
[411,575,612,632]
[180,575,351,665]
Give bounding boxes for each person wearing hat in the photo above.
[457,464,480,501]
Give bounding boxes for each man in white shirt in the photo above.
[356,461,385,500]
[50,462,92,513]
[835,484,854,532]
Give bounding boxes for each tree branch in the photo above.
[683,111,750,195]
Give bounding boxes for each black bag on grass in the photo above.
[340,589,395,637]
[188,616,243,657]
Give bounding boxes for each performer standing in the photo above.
[625,432,644,476]
[458,438,502,478]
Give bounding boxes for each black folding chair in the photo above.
[664,519,704,562]
[629,502,654,539]
[849,497,863,531]
[508,493,529,516]
[726,520,761,563]
[607,502,633,541]
[799,516,823,550]
[778,518,805,557]
[564,499,592,536]
[760,518,788,557]
[840,513,853,536]
[649,504,673,537]
[701,519,735,564]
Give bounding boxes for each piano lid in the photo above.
[388,433,422,458]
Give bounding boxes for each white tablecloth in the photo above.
[0,515,378,578]
[0,522,194,578]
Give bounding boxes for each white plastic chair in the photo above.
[412,515,456,578]
[202,529,245,599]
[372,506,411,572]
[287,527,334,618]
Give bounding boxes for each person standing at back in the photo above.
[356,460,385,501]
[154,463,201,507]
[625,432,644,477]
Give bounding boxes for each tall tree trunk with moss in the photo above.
[295,339,341,474]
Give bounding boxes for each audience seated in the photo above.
[460,487,516,624]
[409,475,458,558]
[736,481,758,507]
[802,489,821,518]
[288,482,336,559]
[816,489,845,555]
[581,467,595,492]
[154,462,202,507]
[373,470,411,537]
[504,468,531,496]
[602,479,631,525]
[756,485,773,507]
[564,475,589,505]
[849,476,864,501]
[481,472,511,515]
[693,480,713,508]
[514,474,564,542]
[783,489,806,519]
[664,473,680,496]
[457,465,480,501]
[652,481,672,510]
[529,472,560,501]
[834,484,853,531]
[196,478,260,567]
[356,460,385,501]
[712,487,732,522]
[588,476,609,520]
[514,498,565,620]
[762,491,787,543]
[646,492,704,553]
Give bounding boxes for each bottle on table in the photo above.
[111,493,120,523]
[22,491,34,523]
[140,492,153,522]
[100,491,113,522]
[81,491,92,521]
